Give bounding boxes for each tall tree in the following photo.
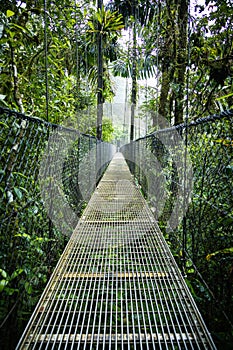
[174,0,188,125]
[86,5,123,137]
[188,0,233,118]
[157,0,188,124]
[107,0,157,138]
[0,0,94,123]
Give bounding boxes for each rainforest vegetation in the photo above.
[0,0,232,349]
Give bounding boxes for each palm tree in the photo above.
[106,0,157,139]
[86,4,123,139]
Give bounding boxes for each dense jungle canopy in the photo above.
[0,0,232,131]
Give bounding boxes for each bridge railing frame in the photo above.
[0,106,115,349]
[121,109,233,339]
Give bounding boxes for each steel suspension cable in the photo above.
[181,0,192,274]
[156,0,160,129]
[43,0,49,122]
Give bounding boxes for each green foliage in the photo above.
[0,1,121,122]
[0,105,114,348]
[188,0,233,118]
[123,112,233,346]
[102,118,114,142]
[178,117,233,345]
[86,7,124,102]
[0,0,233,348]
[90,117,114,142]
[206,247,233,261]
[87,7,124,38]
[0,111,67,349]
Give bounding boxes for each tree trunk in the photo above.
[158,0,176,122]
[158,67,170,121]
[174,0,188,125]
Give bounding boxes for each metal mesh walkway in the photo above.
[17,153,216,349]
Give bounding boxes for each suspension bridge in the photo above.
[1,107,233,349]
[15,150,217,349]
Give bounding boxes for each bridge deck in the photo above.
[17,153,216,349]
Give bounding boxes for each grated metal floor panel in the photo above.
[17,153,216,349]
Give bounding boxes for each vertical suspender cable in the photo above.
[145,79,148,135]
[97,0,103,140]
[182,0,191,274]
[43,0,53,260]
[43,0,49,122]
[124,26,131,142]
[84,7,90,134]
[156,1,160,130]
[124,77,128,137]
[75,0,80,131]
[130,0,137,142]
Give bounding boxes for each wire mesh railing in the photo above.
[121,109,233,346]
[0,107,115,349]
